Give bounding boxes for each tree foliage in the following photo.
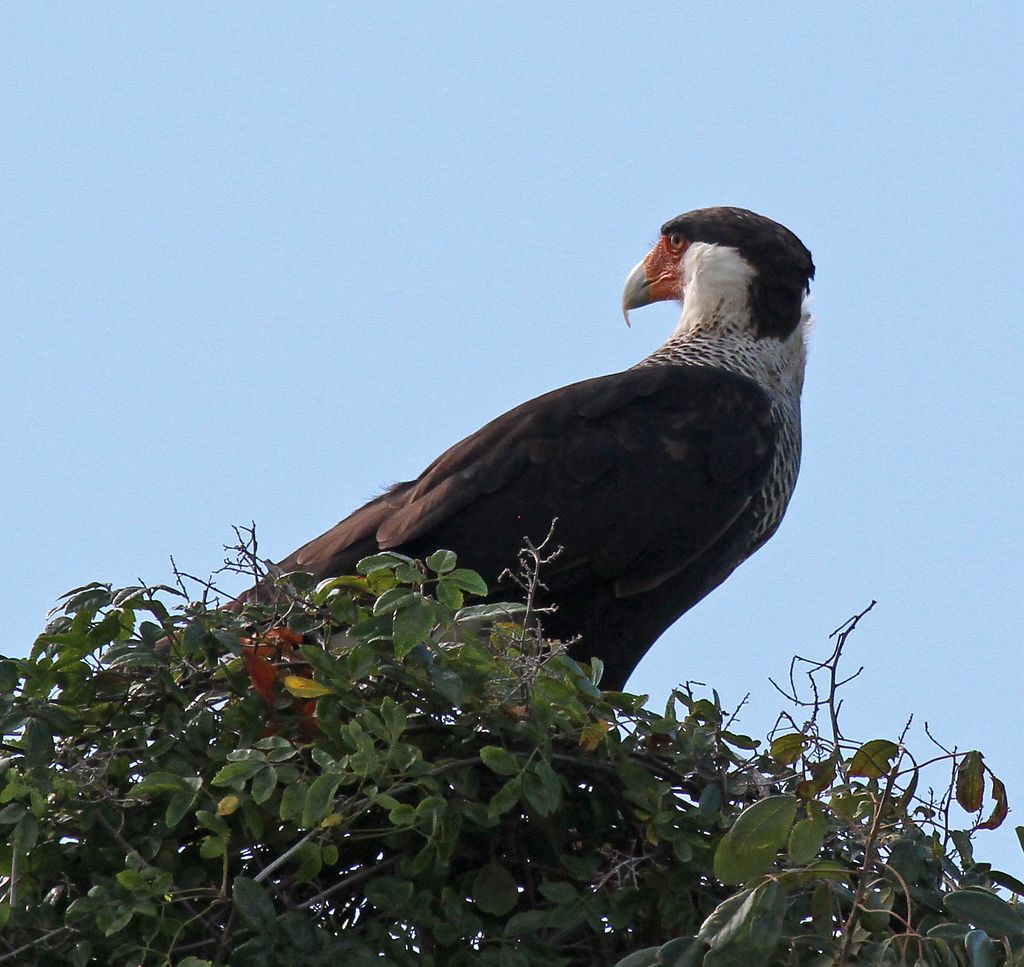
[0,547,1021,965]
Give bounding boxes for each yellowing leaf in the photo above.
[217,794,239,816]
[282,675,333,698]
[770,733,808,765]
[956,751,985,813]
[578,720,610,752]
[848,739,900,779]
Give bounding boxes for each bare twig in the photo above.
[724,692,751,730]
[0,927,68,964]
[838,758,901,965]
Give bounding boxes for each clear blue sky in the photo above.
[3,5,1023,869]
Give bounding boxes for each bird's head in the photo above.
[622,207,814,340]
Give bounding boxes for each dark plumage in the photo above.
[246,207,814,689]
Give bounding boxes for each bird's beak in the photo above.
[621,240,685,326]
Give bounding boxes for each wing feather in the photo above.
[274,365,776,604]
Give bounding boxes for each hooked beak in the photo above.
[621,239,685,326]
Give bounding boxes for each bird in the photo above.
[247,207,814,691]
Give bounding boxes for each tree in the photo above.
[0,542,1020,965]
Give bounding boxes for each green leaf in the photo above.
[427,664,469,703]
[538,880,578,904]
[788,814,826,865]
[471,860,519,916]
[927,923,971,942]
[988,869,1024,896]
[895,764,920,816]
[388,803,416,826]
[810,882,834,938]
[130,772,189,795]
[445,568,488,596]
[713,795,798,884]
[0,802,27,824]
[455,602,527,621]
[698,784,723,818]
[480,745,521,776]
[211,760,264,788]
[394,563,422,584]
[956,751,985,812]
[373,587,420,616]
[115,869,149,893]
[425,549,458,574]
[611,949,661,967]
[774,861,853,890]
[944,889,1024,938]
[22,717,54,762]
[312,574,368,604]
[12,814,39,854]
[255,735,299,762]
[380,697,407,739]
[651,938,704,967]
[251,766,278,805]
[302,774,342,828]
[357,552,416,575]
[275,570,315,591]
[199,836,226,858]
[702,881,785,967]
[523,761,561,817]
[279,780,308,824]
[365,876,415,912]
[720,731,759,751]
[165,789,198,828]
[98,904,133,937]
[965,929,999,967]
[848,739,900,779]
[0,661,18,693]
[392,598,435,657]
[489,777,522,818]
[299,644,346,680]
[504,910,551,937]
[232,876,277,933]
[435,579,464,611]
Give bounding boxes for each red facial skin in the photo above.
[641,234,687,302]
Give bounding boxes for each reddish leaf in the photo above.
[796,755,837,800]
[243,650,278,706]
[976,774,1009,831]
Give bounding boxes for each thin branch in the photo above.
[299,856,397,911]
[838,759,900,965]
[0,928,68,965]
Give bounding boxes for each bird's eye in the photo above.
[667,233,685,249]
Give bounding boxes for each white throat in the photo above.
[671,242,755,339]
[645,241,809,403]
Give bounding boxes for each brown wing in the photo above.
[272,364,776,601]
